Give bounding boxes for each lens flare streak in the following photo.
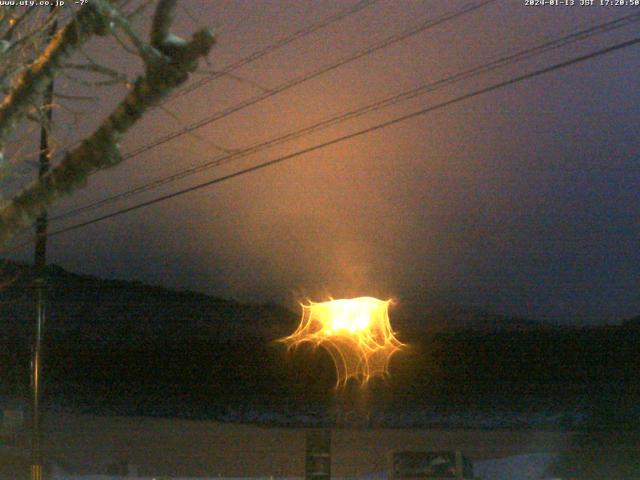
[281,297,405,385]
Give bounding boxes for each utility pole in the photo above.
[31,7,57,480]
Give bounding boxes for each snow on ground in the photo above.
[475,453,559,480]
[354,454,560,480]
[54,477,301,480]
[54,453,559,480]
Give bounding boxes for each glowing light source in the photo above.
[280,297,405,385]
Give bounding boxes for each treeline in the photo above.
[2,327,639,421]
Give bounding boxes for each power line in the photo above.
[26,0,495,176]
[3,34,639,254]
[18,0,379,167]
[48,11,640,223]
[166,0,380,102]
[36,0,500,224]
[112,0,500,163]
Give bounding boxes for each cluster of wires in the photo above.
[3,0,640,253]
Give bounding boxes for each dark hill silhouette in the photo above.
[622,314,640,328]
[0,260,298,348]
[391,296,544,336]
[0,260,547,351]
[2,260,638,428]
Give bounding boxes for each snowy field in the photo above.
[474,453,558,479]
[53,452,559,480]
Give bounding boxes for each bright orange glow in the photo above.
[280,297,405,386]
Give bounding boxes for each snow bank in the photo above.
[54,477,302,480]
[474,453,558,480]
[54,453,559,480]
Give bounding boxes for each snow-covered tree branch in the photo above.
[0,0,215,246]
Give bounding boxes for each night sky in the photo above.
[5,0,640,324]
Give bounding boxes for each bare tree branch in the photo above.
[0,1,117,152]
[2,7,36,42]
[150,0,176,48]
[62,62,129,85]
[110,8,160,64]
[0,5,215,245]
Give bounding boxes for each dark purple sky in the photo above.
[7,0,640,324]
